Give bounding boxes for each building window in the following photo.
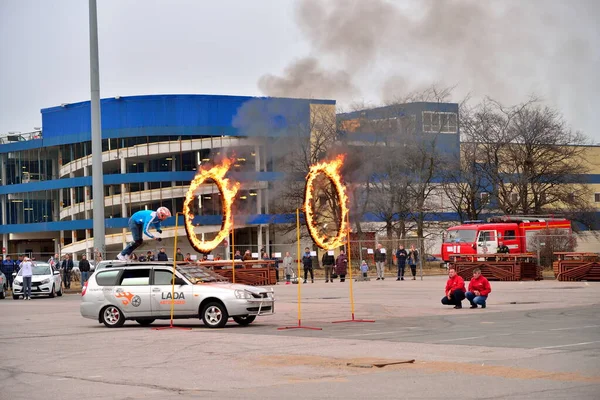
[510,193,519,203]
[422,112,457,133]
[595,193,600,203]
[480,192,489,204]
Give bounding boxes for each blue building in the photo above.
[0,94,335,259]
[337,102,460,157]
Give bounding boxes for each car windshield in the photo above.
[18,264,52,276]
[444,229,477,243]
[176,265,228,284]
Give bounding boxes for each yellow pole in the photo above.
[231,213,235,283]
[296,208,302,324]
[169,212,181,325]
[347,213,356,318]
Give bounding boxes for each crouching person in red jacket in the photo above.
[466,268,491,309]
[441,268,466,309]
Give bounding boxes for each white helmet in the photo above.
[156,207,171,219]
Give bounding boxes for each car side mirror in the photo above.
[54,270,60,275]
[12,272,17,278]
[175,278,186,285]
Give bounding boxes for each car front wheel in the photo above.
[202,302,228,328]
[101,305,125,328]
[49,285,56,298]
[0,284,5,299]
[233,315,256,326]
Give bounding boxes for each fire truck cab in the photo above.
[441,216,571,262]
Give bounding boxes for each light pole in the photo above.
[89,0,105,258]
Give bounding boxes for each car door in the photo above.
[110,268,152,317]
[53,269,62,290]
[151,268,195,317]
[477,230,498,255]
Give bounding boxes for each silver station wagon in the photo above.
[80,262,274,328]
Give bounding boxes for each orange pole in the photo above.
[231,214,235,283]
[296,208,302,324]
[346,213,355,318]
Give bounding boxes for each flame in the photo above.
[183,158,240,254]
[304,154,349,249]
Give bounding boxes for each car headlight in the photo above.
[14,280,22,286]
[234,289,252,299]
[41,278,51,284]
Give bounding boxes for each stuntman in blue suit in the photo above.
[117,207,171,260]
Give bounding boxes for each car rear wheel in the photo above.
[232,315,256,326]
[202,302,228,328]
[49,285,56,298]
[101,305,125,328]
[135,318,155,326]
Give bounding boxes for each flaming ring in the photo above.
[303,156,349,250]
[183,159,239,254]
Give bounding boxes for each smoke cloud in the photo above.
[258,0,599,137]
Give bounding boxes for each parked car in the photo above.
[0,271,6,299]
[12,262,63,299]
[80,262,275,328]
[425,254,443,262]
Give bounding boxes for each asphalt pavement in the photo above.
[1,276,599,399]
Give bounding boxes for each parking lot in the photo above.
[1,276,599,399]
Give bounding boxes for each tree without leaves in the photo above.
[465,98,595,229]
[441,100,496,222]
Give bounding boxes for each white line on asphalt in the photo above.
[435,335,487,342]
[89,375,102,378]
[343,331,408,337]
[550,325,600,331]
[535,341,600,350]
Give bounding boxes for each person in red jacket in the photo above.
[441,268,466,309]
[466,268,491,309]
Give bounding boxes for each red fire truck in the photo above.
[441,216,572,262]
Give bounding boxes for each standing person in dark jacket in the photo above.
[61,254,74,289]
[335,249,348,282]
[175,248,184,261]
[407,244,419,280]
[2,255,15,289]
[302,247,313,284]
[374,244,386,280]
[270,253,281,283]
[157,247,169,261]
[321,251,335,283]
[395,245,408,281]
[79,254,91,284]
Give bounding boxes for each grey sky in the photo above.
[1,0,599,141]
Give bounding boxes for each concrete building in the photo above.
[0,94,335,260]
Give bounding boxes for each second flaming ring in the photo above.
[303,155,349,250]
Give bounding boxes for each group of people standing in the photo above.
[278,248,350,284]
[373,243,419,281]
[271,243,422,284]
[48,253,92,289]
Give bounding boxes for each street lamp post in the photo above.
[89,0,106,258]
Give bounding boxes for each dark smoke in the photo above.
[258,0,599,137]
[258,57,358,100]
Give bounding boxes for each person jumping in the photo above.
[117,207,171,261]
